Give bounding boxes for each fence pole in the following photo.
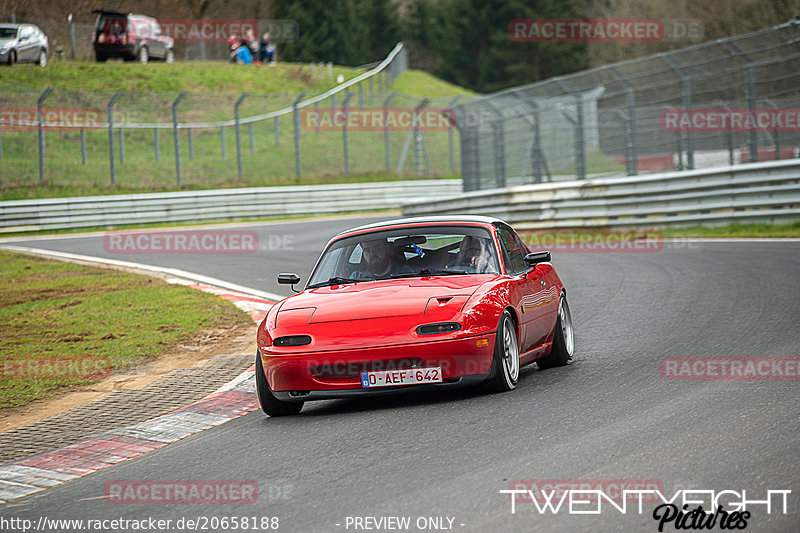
[172,91,187,187]
[721,41,758,163]
[68,14,76,59]
[314,102,319,133]
[608,66,638,175]
[0,103,3,159]
[293,92,306,180]
[249,123,255,155]
[383,91,397,171]
[486,101,506,187]
[342,92,354,175]
[447,95,461,174]
[154,128,160,162]
[80,128,86,165]
[107,91,123,185]
[275,116,280,146]
[658,54,694,169]
[220,126,226,160]
[188,128,194,161]
[358,81,363,108]
[397,98,430,174]
[118,128,124,165]
[234,92,248,179]
[37,87,53,184]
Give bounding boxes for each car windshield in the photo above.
[0,27,17,39]
[307,225,500,287]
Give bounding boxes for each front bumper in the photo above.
[272,372,491,402]
[260,333,496,393]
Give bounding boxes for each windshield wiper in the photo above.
[415,268,467,276]
[307,276,370,289]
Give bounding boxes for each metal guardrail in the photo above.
[0,180,460,233]
[402,160,800,229]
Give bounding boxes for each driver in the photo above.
[353,238,412,279]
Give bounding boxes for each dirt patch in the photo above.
[0,322,257,433]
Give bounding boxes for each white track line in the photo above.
[0,245,286,302]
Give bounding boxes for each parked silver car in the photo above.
[0,23,49,66]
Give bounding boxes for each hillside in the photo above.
[0,63,475,200]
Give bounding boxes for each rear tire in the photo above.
[483,310,520,392]
[138,46,149,64]
[95,53,107,62]
[537,292,574,368]
[38,49,47,67]
[165,49,175,64]
[255,351,303,417]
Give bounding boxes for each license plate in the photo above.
[360,366,442,388]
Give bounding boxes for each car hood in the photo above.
[278,275,498,325]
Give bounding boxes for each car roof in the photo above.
[0,24,22,29]
[335,215,508,238]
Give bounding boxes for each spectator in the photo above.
[259,32,276,65]
[245,28,259,61]
[227,32,240,63]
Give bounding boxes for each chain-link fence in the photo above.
[0,43,470,190]
[456,18,800,192]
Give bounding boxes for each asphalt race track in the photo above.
[2,217,799,532]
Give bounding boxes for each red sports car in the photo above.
[255,216,574,416]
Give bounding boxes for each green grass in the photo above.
[391,71,476,98]
[0,250,252,409]
[660,221,800,238]
[0,65,471,200]
[0,61,362,94]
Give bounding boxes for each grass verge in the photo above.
[0,250,252,409]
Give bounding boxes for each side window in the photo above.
[495,225,527,275]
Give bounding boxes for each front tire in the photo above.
[7,50,16,65]
[483,310,520,392]
[537,292,574,368]
[138,46,149,64]
[255,351,303,416]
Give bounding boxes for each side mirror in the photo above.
[524,251,551,266]
[277,273,301,285]
[277,273,301,293]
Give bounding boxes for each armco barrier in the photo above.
[402,160,800,229]
[0,180,460,233]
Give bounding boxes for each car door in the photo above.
[496,224,559,354]
[17,25,35,61]
[149,20,166,58]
